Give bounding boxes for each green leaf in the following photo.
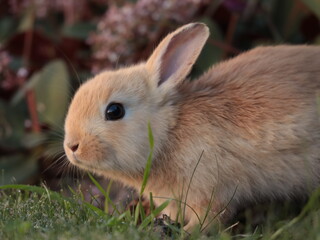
[314,35,320,45]
[11,72,41,105]
[34,60,70,125]
[0,100,28,148]
[21,132,47,149]
[0,17,17,43]
[11,60,70,126]
[62,22,96,40]
[18,5,35,32]
[300,0,320,19]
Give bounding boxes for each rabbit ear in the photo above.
[146,23,209,90]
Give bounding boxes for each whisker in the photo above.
[42,154,67,175]
[48,123,66,135]
[59,160,72,181]
[48,129,65,139]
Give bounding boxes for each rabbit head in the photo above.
[64,23,209,183]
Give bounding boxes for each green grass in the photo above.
[0,187,161,240]
[0,185,320,240]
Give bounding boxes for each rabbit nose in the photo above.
[68,143,79,152]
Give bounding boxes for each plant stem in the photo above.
[208,39,240,55]
[222,13,239,58]
[26,90,41,132]
[22,2,41,133]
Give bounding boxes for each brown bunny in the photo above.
[64,23,320,231]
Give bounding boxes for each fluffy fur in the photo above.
[64,23,320,231]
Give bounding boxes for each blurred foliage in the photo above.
[0,0,319,189]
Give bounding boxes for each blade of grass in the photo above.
[149,192,155,229]
[134,201,141,226]
[201,185,238,232]
[139,122,154,196]
[139,199,171,230]
[200,153,219,229]
[150,192,155,217]
[0,184,65,201]
[135,123,155,225]
[270,187,320,240]
[67,185,85,202]
[82,202,110,218]
[88,173,120,214]
[183,150,204,225]
[104,179,113,214]
[154,196,201,223]
[139,200,146,221]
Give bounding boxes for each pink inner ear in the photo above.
[158,25,204,86]
[158,38,186,85]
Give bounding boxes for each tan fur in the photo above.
[64,23,320,231]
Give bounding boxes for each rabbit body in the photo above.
[150,45,320,229]
[64,23,320,230]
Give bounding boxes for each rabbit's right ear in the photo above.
[146,23,209,93]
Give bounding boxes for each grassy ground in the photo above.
[0,184,320,240]
[0,187,160,240]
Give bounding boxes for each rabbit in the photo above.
[64,22,320,232]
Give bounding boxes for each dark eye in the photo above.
[105,103,125,121]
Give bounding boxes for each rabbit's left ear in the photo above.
[146,23,209,91]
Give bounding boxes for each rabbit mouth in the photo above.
[70,154,101,172]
